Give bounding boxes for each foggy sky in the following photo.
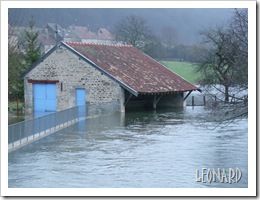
[9,8,234,44]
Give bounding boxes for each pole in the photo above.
[153,95,157,110]
[16,96,19,115]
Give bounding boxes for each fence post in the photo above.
[27,121,29,142]
[19,124,22,145]
[12,127,14,148]
[33,119,36,140]
[192,96,194,107]
[203,95,206,106]
[244,96,247,106]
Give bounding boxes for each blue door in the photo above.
[33,83,56,117]
[45,84,57,112]
[76,89,86,131]
[76,88,86,106]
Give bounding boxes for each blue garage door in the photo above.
[33,83,56,116]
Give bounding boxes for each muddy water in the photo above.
[8,107,248,188]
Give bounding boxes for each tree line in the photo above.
[113,15,206,62]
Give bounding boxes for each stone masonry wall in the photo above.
[24,46,124,114]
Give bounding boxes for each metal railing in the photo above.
[8,106,88,151]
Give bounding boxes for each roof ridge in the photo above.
[65,41,133,47]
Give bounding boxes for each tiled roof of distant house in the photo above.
[67,26,114,41]
[97,28,114,40]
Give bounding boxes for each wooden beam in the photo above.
[155,95,163,104]
[124,94,133,106]
[153,95,157,109]
[28,79,59,84]
[153,95,163,110]
[184,91,192,101]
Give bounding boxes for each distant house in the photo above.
[38,24,115,53]
[23,42,198,116]
[66,26,114,43]
[37,23,65,53]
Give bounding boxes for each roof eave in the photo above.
[138,88,199,95]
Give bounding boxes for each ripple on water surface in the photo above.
[8,107,248,188]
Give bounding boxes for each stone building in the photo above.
[23,41,198,116]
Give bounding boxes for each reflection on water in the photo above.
[8,107,248,188]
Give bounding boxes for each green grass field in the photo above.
[161,61,201,84]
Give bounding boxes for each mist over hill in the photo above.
[9,8,233,44]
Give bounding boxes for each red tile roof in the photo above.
[66,42,198,95]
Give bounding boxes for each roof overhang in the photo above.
[138,88,200,95]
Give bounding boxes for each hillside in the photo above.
[161,61,201,84]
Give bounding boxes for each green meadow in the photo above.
[161,61,201,84]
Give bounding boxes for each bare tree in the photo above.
[198,9,248,121]
[230,9,248,90]
[114,15,150,48]
[199,27,240,102]
[231,9,248,48]
[160,26,178,48]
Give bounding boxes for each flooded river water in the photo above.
[8,107,248,188]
